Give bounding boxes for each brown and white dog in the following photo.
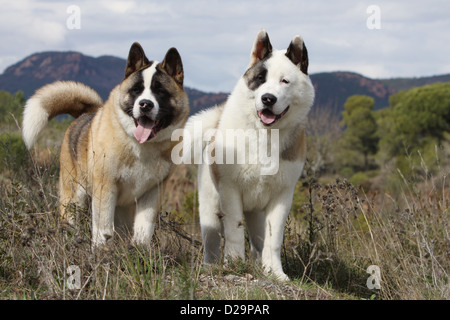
[183,30,314,280]
[22,42,189,247]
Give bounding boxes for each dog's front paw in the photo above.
[91,232,113,250]
[264,266,290,282]
[274,272,290,282]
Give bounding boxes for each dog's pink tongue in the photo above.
[259,110,277,125]
[133,118,155,143]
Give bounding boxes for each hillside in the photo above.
[380,74,450,92]
[0,52,124,101]
[0,51,449,113]
[310,72,394,111]
[0,51,228,115]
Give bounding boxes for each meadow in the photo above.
[0,102,448,300]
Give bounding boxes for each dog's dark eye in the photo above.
[152,81,167,95]
[130,83,143,95]
[256,70,267,83]
[153,81,161,90]
[281,78,290,84]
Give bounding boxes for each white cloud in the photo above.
[100,0,137,14]
[0,0,449,91]
[29,19,67,46]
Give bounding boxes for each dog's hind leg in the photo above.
[59,178,76,224]
[220,184,245,262]
[59,183,88,226]
[91,179,117,248]
[198,163,222,264]
[58,157,88,225]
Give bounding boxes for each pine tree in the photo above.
[340,95,378,170]
[391,82,450,146]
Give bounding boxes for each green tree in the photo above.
[391,82,450,147]
[0,132,28,171]
[374,107,401,165]
[340,95,379,170]
[376,82,450,176]
[0,90,25,127]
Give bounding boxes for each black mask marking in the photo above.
[244,60,269,91]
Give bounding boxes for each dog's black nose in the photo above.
[139,99,154,112]
[261,94,277,107]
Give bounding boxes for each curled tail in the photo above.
[22,81,103,149]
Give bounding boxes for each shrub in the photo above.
[0,132,28,172]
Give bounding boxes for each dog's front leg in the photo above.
[262,191,293,281]
[132,187,160,245]
[220,185,245,261]
[91,184,117,248]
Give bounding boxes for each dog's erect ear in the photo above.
[124,42,150,78]
[161,47,184,86]
[249,29,273,66]
[286,36,309,74]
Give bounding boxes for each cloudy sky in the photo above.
[1,0,449,92]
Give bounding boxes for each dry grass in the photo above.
[284,175,449,299]
[1,124,449,300]
[0,148,340,300]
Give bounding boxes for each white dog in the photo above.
[183,29,314,280]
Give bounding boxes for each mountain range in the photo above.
[1,51,449,114]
